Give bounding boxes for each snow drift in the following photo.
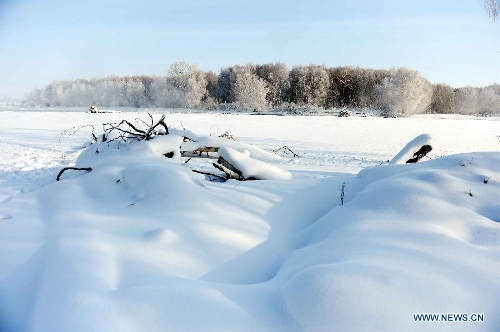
[0,112,499,331]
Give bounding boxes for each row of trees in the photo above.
[26,62,500,116]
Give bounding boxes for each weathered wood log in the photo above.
[217,157,243,177]
[56,167,92,181]
[195,147,219,156]
[213,156,244,180]
[213,162,241,180]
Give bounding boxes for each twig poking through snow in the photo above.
[56,167,92,181]
[273,145,299,157]
[218,132,239,141]
[57,125,97,144]
[341,182,346,205]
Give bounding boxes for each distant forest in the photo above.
[26,62,500,116]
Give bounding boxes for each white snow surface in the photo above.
[0,110,499,331]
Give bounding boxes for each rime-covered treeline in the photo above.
[26,62,500,115]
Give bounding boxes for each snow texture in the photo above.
[0,110,499,331]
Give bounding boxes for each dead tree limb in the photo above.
[144,113,169,140]
[56,167,92,181]
[102,113,169,142]
[273,145,299,157]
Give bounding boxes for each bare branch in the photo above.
[218,131,239,141]
[56,167,92,181]
[273,145,299,157]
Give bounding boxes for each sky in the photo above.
[0,0,499,100]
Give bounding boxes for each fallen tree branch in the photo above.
[56,167,92,181]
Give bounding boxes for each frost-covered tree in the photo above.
[165,62,207,108]
[326,66,390,109]
[289,65,329,107]
[327,67,358,108]
[149,77,168,108]
[255,63,290,106]
[355,68,391,108]
[94,77,126,107]
[125,79,146,107]
[430,83,455,114]
[485,0,500,21]
[204,71,219,105]
[216,67,235,104]
[233,67,269,111]
[454,86,479,114]
[61,81,92,106]
[478,85,500,115]
[372,68,432,116]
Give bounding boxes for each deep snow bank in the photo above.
[0,124,499,331]
[278,152,500,331]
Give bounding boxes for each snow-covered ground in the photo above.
[0,110,499,331]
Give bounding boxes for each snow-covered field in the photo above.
[0,110,499,331]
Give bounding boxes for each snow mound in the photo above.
[278,152,500,331]
[218,147,292,180]
[390,133,434,164]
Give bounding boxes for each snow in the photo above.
[0,110,499,331]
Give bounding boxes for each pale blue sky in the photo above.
[0,0,498,99]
